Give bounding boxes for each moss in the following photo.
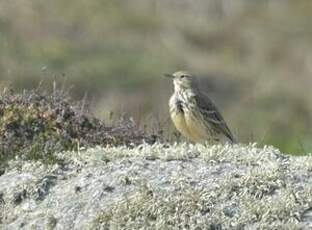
[82,143,311,229]
[91,184,212,229]
[90,183,311,229]
[0,143,310,228]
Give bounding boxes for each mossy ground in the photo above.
[0,143,311,229]
[87,144,311,229]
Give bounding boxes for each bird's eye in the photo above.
[180,75,186,79]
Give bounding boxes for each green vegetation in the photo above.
[0,0,312,154]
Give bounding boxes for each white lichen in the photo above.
[0,143,311,229]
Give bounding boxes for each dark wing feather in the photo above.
[194,92,236,143]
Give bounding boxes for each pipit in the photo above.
[165,71,236,144]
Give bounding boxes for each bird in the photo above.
[165,71,236,144]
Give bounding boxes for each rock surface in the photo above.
[0,143,311,229]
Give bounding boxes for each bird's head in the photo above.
[164,71,197,91]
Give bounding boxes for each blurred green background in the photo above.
[1,0,312,154]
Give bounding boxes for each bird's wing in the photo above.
[194,92,236,143]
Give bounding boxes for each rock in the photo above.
[0,143,311,229]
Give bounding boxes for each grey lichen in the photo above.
[0,143,311,229]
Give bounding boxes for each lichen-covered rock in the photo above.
[0,143,311,229]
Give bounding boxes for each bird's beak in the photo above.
[163,73,174,79]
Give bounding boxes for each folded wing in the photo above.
[194,92,236,143]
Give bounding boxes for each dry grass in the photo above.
[0,87,154,171]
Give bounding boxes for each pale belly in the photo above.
[170,111,191,139]
[170,110,210,142]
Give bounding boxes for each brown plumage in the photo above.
[165,71,236,143]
